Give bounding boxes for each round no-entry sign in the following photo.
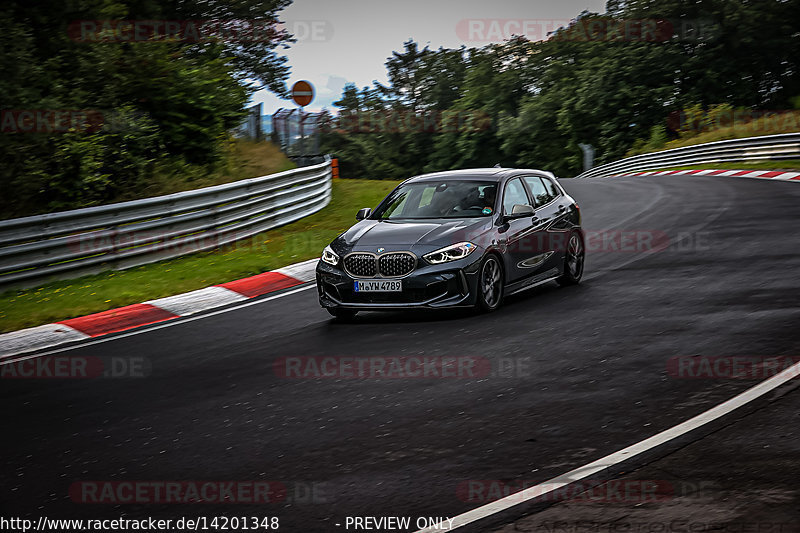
[291,81,315,107]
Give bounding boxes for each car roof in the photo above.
[405,168,557,183]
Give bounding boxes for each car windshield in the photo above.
[373,181,498,220]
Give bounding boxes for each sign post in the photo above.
[578,143,595,171]
[291,81,315,163]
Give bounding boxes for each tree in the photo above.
[324,0,800,179]
[379,39,432,112]
[0,0,294,217]
[157,0,294,95]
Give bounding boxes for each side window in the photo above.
[542,177,560,200]
[522,176,552,207]
[502,178,531,215]
[381,191,409,218]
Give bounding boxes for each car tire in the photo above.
[326,308,358,321]
[557,231,585,286]
[476,254,504,313]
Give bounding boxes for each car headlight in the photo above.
[321,245,339,266]
[424,242,477,264]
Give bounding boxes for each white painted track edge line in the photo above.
[0,284,316,365]
[414,360,800,533]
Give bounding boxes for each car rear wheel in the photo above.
[327,308,358,321]
[557,231,585,286]
[476,255,504,312]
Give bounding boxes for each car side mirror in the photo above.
[356,208,372,221]
[504,204,535,221]
[512,204,534,216]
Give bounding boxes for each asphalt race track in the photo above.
[3,174,800,532]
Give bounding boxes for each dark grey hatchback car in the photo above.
[316,168,585,319]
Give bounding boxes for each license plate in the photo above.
[354,279,402,292]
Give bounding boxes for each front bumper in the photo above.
[316,255,483,310]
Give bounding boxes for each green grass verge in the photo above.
[658,125,799,152]
[121,140,298,201]
[626,114,799,157]
[640,160,800,172]
[1,140,298,221]
[0,179,399,333]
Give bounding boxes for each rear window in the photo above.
[522,176,552,207]
[542,177,560,199]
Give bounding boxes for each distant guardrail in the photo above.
[0,157,332,290]
[575,133,800,179]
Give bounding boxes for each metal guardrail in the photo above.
[0,157,332,290]
[574,133,800,179]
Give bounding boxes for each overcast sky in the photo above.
[251,0,608,115]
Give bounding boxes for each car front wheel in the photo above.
[476,254,504,312]
[557,231,585,286]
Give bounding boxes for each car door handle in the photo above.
[558,205,566,212]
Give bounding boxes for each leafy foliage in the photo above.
[0,0,291,218]
[321,0,800,179]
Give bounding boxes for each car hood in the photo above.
[341,218,492,250]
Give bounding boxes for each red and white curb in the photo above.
[0,258,319,359]
[612,169,800,180]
